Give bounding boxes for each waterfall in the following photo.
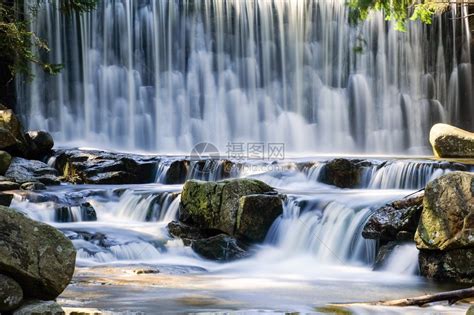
[16,0,473,154]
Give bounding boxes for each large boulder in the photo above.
[0,193,13,206]
[5,157,60,185]
[0,150,11,175]
[0,109,28,156]
[415,172,474,251]
[418,248,474,284]
[0,206,76,300]
[0,274,23,312]
[54,149,157,184]
[363,194,423,243]
[179,178,276,237]
[429,123,474,158]
[236,194,284,243]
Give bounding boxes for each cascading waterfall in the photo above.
[16,0,473,154]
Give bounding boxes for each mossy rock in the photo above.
[0,206,76,300]
[415,172,474,251]
[0,150,11,175]
[179,178,275,236]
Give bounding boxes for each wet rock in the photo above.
[20,181,46,191]
[167,221,212,243]
[363,194,423,243]
[134,268,160,275]
[54,149,157,184]
[26,131,54,156]
[373,241,399,270]
[179,178,276,237]
[0,180,20,191]
[0,150,11,175]
[55,203,97,223]
[191,234,247,261]
[430,123,474,158]
[164,160,189,184]
[236,194,284,243]
[0,206,76,299]
[0,193,13,206]
[12,300,64,315]
[467,305,474,315]
[418,248,474,284]
[0,274,23,312]
[415,172,474,250]
[320,158,372,188]
[0,109,28,157]
[5,157,60,185]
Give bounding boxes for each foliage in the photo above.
[348,0,448,31]
[0,0,98,80]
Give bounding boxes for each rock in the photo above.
[419,248,474,284]
[0,109,28,156]
[5,157,60,185]
[12,300,64,315]
[467,305,474,315]
[373,241,400,270]
[179,178,276,237]
[236,194,284,243]
[191,234,247,261]
[415,172,474,251]
[0,180,20,191]
[167,221,210,243]
[20,181,46,191]
[26,131,54,154]
[429,123,474,158]
[134,268,160,275]
[54,149,157,184]
[0,274,23,312]
[0,206,76,299]
[163,160,189,184]
[0,150,11,175]
[320,158,372,188]
[55,203,97,222]
[0,193,13,206]
[363,194,423,242]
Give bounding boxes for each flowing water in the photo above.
[8,156,472,314]
[16,0,473,154]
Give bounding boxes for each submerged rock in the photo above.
[418,248,474,284]
[0,206,76,300]
[5,157,60,185]
[54,149,157,184]
[429,123,474,158]
[0,150,11,175]
[12,300,64,315]
[191,234,247,261]
[415,172,474,251]
[0,274,23,312]
[179,178,277,237]
[363,194,423,242]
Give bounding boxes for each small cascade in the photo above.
[115,190,180,222]
[76,242,163,264]
[379,244,420,275]
[267,197,376,265]
[366,161,459,190]
[303,162,325,182]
